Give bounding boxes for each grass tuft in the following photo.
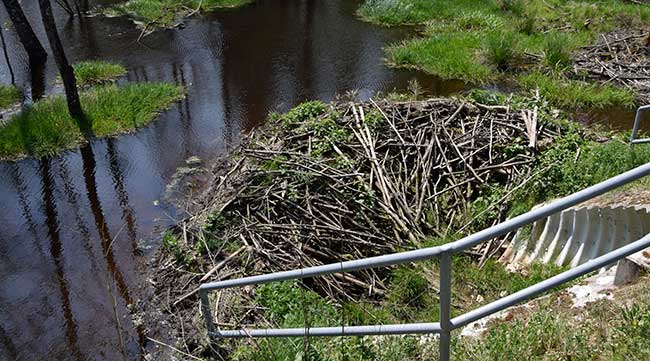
[543,32,573,70]
[485,31,520,71]
[0,82,184,159]
[73,61,127,87]
[0,84,21,109]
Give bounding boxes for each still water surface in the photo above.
[0,1,464,359]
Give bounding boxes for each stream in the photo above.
[0,0,642,360]
[0,1,463,359]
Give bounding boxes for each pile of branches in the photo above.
[574,30,650,103]
[173,98,561,303]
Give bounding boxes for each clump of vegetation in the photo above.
[73,61,127,87]
[0,82,184,159]
[112,0,253,28]
[485,31,520,71]
[0,84,20,108]
[162,231,193,267]
[543,32,572,70]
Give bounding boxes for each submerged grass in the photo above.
[0,83,184,159]
[73,61,127,87]
[113,0,253,27]
[0,84,20,109]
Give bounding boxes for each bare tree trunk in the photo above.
[1,0,47,65]
[37,0,84,122]
[0,26,15,84]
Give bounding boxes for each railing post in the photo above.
[630,105,650,145]
[200,287,216,338]
[439,252,452,361]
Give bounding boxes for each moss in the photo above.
[0,84,20,108]
[73,61,127,87]
[0,82,184,159]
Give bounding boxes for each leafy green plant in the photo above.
[281,100,327,128]
[162,231,192,266]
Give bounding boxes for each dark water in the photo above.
[0,1,465,359]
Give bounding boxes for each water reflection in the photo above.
[40,157,84,360]
[0,0,463,359]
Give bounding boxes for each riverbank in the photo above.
[0,82,183,160]
[357,0,649,110]
[148,92,650,359]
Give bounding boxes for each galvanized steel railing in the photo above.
[200,129,650,361]
[630,104,650,144]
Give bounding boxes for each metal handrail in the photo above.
[200,162,650,361]
[630,105,650,144]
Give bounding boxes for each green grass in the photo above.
[0,84,20,108]
[73,61,127,87]
[113,0,253,27]
[456,278,650,360]
[361,0,650,104]
[357,0,439,25]
[230,256,571,360]
[0,82,184,159]
[388,32,493,82]
[519,72,635,109]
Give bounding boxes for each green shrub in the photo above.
[387,266,430,309]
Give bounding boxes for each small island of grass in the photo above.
[0,84,21,109]
[73,61,127,87]
[0,82,184,160]
[111,0,253,28]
